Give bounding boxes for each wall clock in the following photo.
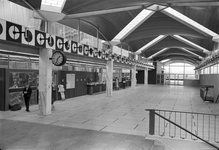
[51,51,67,66]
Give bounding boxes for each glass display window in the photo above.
[9,71,38,89]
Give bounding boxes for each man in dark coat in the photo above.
[23,83,32,112]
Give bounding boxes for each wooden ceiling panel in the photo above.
[141,36,200,53]
[63,0,218,14]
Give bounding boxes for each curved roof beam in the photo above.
[135,35,167,54]
[161,7,218,38]
[112,9,155,42]
[172,35,209,54]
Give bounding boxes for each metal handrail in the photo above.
[147,109,218,115]
[146,109,219,150]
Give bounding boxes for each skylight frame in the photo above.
[136,35,166,54]
[173,35,209,54]
[180,48,204,59]
[112,9,155,42]
[162,7,218,37]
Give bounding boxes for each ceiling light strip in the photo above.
[112,9,155,41]
[173,35,209,53]
[148,48,169,59]
[136,35,166,53]
[162,7,218,37]
[180,48,204,59]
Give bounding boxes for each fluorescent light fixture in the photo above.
[180,48,204,59]
[173,35,209,53]
[162,7,218,37]
[112,9,155,41]
[41,0,66,13]
[136,35,166,53]
[161,59,170,63]
[148,47,169,59]
[0,49,39,57]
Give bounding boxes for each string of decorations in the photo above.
[195,50,219,70]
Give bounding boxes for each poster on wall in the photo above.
[66,74,75,89]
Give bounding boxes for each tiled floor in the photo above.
[1,85,219,150]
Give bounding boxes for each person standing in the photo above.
[51,82,57,111]
[23,83,32,112]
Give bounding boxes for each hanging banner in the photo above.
[88,47,94,57]
[35,30,46,48]
[71,41,78,54]
[21,27,35,46]
[56,36,64,51]
[102,50,106,60]
[64,39,71,53]
[46,33,55,49]
[0,19,6,40]
[77,43,83,55]
[97,49,102,59]
[6,21,22,43]
[83,44,89,56]
[93,48,98,58]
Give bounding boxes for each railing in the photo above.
[146,109,219,150]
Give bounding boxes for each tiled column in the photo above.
[38,48,52,115]
[144,67,148,85]
[106,60,113,97]
[131,64,136,89]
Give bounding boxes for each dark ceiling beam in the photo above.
[64,5,145,19]
[170,2,219,7]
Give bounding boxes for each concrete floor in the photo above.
[0,85,219,150]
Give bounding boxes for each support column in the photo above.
[106,60,113,97]
[144,67,148,85]
[131,64,136,88]
[39,48,52,115]
[38,21,53,115]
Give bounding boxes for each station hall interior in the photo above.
[0,0,219,150]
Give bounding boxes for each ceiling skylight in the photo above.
[162,7,218,37]
[136,35,166,53]
[112,9,155,42]
[42,0,66,7]
[148,48,169,59]
[41,0,66,13]
[173,35,209,54]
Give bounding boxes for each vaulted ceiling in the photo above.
[10,0,219,65]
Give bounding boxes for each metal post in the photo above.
[149,109,155,135]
